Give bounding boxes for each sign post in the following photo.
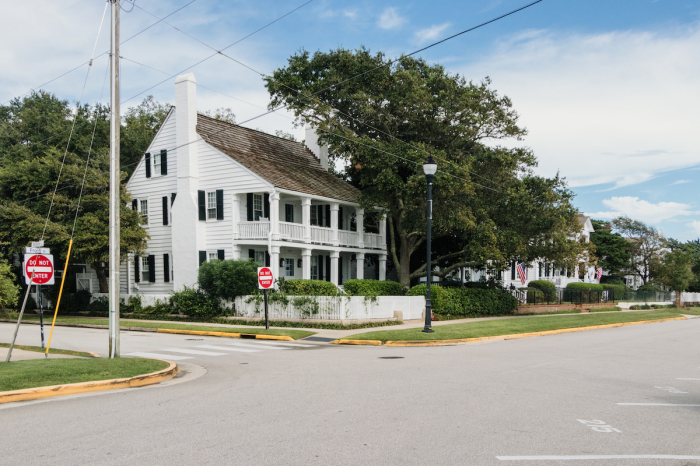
[258,267,274,330]
[23,252,53,358]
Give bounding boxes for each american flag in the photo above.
[516,263,527,285]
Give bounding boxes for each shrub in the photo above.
[0,259,19,311]
[278,279,340,296]
[198,259,258,302]
[170,286,221,317]
[602,284,627,298]
[600,275,626,286]
[407,284,446,312]
[528,280,557,299]
[566,283,604,291]
[87,296,109,316]
[640,304,652,310]
[343,279,403,296]
[440,287,518,317]
[55,290,92,314]
[629,305,642,310]
[637,283,662,292]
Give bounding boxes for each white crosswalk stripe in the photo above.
[222,341,289,350]
[242,340,315,348]
[196,344,261,353]
[161,348,227,356]
[125,352,193,361]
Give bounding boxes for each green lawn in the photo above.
[344,310,687,342]
[0,358,169,392]
[588,307,622,313]
[0,343,95,358]
[20,317,316,340]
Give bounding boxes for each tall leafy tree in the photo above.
[0,91,166,292]
[266,48,587,289]
[590,220,631,275]
[611,216,666,285]
[658,249,694,306]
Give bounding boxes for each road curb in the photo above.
[0,319,295,341]
[0,359,178,404]
[333,316,688,347]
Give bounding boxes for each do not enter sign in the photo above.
[24,254,55,285]
[258,267,274,289]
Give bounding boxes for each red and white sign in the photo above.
[24,254,55,285]
[258,267,274,289]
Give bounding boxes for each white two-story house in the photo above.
[116,73,388,300]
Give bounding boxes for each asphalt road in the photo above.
[1,318,700,465]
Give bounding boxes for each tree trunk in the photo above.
[92,263,109,293]
[676,289,682,308]
[398,235,412,292]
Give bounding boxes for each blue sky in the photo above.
[2,0,699,240]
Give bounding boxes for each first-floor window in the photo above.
[284,258,295,277]
[141,257,150,282]
[208,252,217,262]
[253,194,263,220]
[310,256,318,280]
[207,192,217,219]
[140,200,149,225]
[254,251,265,266]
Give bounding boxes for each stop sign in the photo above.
[24,254,54,285]
[258,267,274,289]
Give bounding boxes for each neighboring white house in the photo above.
[73,73,390,301]
[443,214,599,289]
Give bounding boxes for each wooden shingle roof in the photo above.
[196,114,360,203]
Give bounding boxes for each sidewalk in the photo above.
[0,348,78,361]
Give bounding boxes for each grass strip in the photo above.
[588,307,622,313]
[0,343,95,358]
[0,358,168,392]
[345,310,687,342]
[18,317,315,340]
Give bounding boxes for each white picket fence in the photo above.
[233,295,425,320]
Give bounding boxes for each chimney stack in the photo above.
[305,125,329,170]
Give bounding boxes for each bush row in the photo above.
[407,284,518,317]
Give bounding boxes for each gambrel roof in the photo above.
[196,114,360,203]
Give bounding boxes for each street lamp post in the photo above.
[423,156,437,333]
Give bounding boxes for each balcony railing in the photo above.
[238,221,270,239]
[338,230,359,247]
[280,221,305,241]
[363,233,383,249]
[311,226,333,244]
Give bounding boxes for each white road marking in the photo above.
[654,386,687,393]
[124,352,193,361]
[677,378,700,380]
[617,403,700,406]
[577,419,621,433]
[243,340,315,348]
[160,348,226,356]
[223,341,289,350]
[196,344,260,353]
[497,455,700,461]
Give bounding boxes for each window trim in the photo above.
[141,257,150,283]
[153,152,161,175]
[253,194,264,221]
[284,258,295,277]
[207,192,217,220]
[139,199,149,225]
[208,252,217,262]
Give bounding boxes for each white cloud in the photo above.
[690,220,700,236]
[671,179,691,185]
[343,10,358,20]
[461,26,700,189]
[414,23,450,44]
[377,7,405,30]
[585,196,695,224]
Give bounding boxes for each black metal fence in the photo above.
[516,289,673,305]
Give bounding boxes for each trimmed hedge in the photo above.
[170,286,221,317]
[278,279,340,296]
[528,280,557,299]
[198,259,258,302]
[566,283,604,291]
[602,284,627,296]
[343,279,403,296]
[638,284,662,292]
[407,285,518,317]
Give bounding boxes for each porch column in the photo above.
[302,248,312,279]
[330,251,339,285]
[378,253,387,281]
[232,194,240,239]
[270,245,280,283]
[270,191,280,240]
[379,213,386,249]
[356,252,365,280]
[302,197,311,243]
[331,202,339,246]
[356,208,365,248]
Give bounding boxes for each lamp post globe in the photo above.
[423,156,437,333]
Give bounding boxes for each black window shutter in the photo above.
[265,252,270,267]
[339,207,344,230]
[318,255,324,280]
[199,251,206,266]
[217,249,225,261]
[264,193,270,219]
[198,190,206,221]
[511,261,516,280]
[162,196,169,225]
[338,256,343,284]
[163,254,170,283]
[171,192,176,206]
[134,256,140,283]
[148,255,156,282]
[325,256,331,281]
[247,193,254,221]
[132,199,138,211]
[216,189,224,220]
[249,249,255,260]
[160,149,167,175]
[145,153,151,178]
[325,205,331,228]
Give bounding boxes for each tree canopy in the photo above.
[266,48,587,289]
[610,216,666,285]
[590,220,631,276]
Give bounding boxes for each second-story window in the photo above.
[153,153,161,174]
[207,192,217,219]
[285,204,294,222]
[253,194,263,220]
[140,200,148,225]
[310,206,317,226]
